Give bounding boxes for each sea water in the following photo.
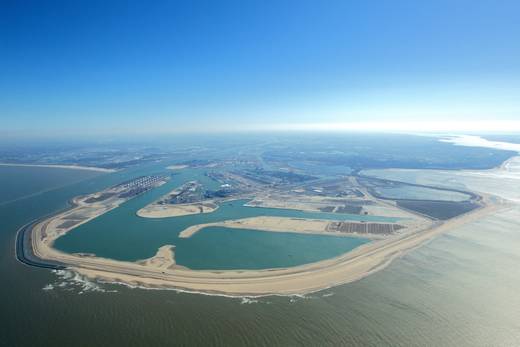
[2,165,520,346]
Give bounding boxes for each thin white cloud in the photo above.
[245,120,520,133]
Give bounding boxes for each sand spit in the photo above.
[179,217,334,238]
[0,163,116,173]
[178,216,422,240]
[136,245,186,270]
[137,202,218,218]
[137,180,218,218]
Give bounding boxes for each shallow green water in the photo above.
[177,226,369,270]
[53,166,394,268]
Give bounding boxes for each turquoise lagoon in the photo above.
[54,166,398,270]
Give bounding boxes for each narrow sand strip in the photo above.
[0,163,116,173]
[178,216,420,240]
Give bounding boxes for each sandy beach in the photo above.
[179,216,335,238]
[136,245,185,269]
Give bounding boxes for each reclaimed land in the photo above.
[0,163,116,173]
[18,187,498,297]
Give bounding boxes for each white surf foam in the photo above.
[42,269,118,294]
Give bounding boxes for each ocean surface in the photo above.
[1,164,520,346]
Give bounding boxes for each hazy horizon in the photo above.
[2,128,520,145]
[2,0,520,138]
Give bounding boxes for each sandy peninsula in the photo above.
[178,216,335,238]
[178,216,424,240]
[137,201,218,218]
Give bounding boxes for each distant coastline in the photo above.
[0,163,116,173]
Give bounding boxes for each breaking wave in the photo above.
[42,269,118,294]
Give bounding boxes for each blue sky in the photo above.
[1,0,519,137]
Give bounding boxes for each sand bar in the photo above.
[136,245,185,269]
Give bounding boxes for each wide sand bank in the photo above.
[178,216,423,240]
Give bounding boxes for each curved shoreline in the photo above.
[16,220,66,270]
[17,189,497,296]
[14,199,78,270]
[137,201,219,218]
